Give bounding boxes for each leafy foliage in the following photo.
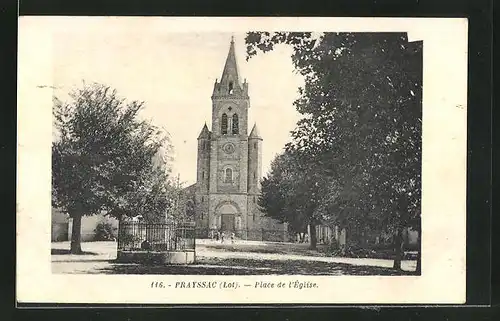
[52,82,176,252]
[258,150,329,249]
[248,32,422,260]
[165,184,196,223]
[94,221,117,241]
[258,152,308,234]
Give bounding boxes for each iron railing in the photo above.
[195,228,292,243]
[118,221,195,252]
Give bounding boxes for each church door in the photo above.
[221,214,235,233]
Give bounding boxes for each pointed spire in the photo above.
[197,123,211,139]
[249,123,262,139]
[221,36,241,85]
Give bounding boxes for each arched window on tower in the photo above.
[232,114,239,134]
[221,113,228,134]
[228,81,234,94]
[224,168,233,183]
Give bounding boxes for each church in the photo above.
[187,37,287,241]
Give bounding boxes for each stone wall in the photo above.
[68,214,119,242]
[196,138,210,194]
[211,99,249,138]
[247,137,262,194]
[194,193,210,230]
[51,207,69,241]
[207,194,248,230]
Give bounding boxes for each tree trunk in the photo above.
[393,227,404,270]
[416,231,421,274]
[309,223,317,250]
[70,214,83,254]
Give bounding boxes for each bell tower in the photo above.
[210,36,250,137]
[195,36,272,239]
[209,36,250,194]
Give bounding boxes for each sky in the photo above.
[52,24,305,186]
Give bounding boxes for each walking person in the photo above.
[221,231,225,243]
[230,232,235,244]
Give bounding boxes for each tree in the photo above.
[259,153,302,234]
[169,186,193,222]
[247,32,422,270]
[259,150,328,249]
[52,82,174,253]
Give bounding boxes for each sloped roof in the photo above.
[220,36,241,85]
[197,123,211,139]
[249,123,262,139]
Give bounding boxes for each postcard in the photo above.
[17,16,467,304]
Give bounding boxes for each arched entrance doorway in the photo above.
[216,202,240,234]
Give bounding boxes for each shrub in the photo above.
[328,237,339,250]
[94,222,117,241]
[323,238,342,256]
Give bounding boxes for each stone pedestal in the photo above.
[116,250,195,265]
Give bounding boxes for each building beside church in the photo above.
[189,37,287,241]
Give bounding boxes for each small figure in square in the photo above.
[221,231,225,243]
[230,232,235,244]
[215,231,220,241]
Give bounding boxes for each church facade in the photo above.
[191,38,286,241]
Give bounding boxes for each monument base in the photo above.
[116,250,195,265]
